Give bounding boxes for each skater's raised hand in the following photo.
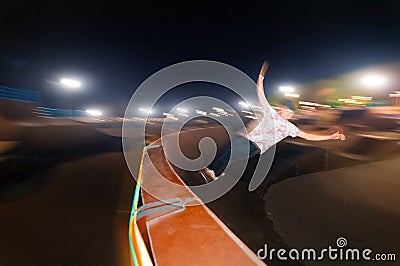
[259,60,269,79]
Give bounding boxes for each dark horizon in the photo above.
[1,1,400,115]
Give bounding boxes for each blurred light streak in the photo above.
[195,110,207,116]
[284,93,300,98]
[352,96,373,101]
[301,105,316,111]
[299,101,331,108]
[209,113,220,117]
[241,110,254,115]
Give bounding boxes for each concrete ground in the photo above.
[0,152,137,266]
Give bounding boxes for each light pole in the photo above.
[279,86,296,93]
[60,78,81,89]
[44,77,82,116]
[360,75,387,106]
[279,86,299,107]
[86,109,102,117]
[59,78,81,116]
[360,75,386,87]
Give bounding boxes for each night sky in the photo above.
[1,1,400,116]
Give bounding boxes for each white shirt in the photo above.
[247,105,299,153]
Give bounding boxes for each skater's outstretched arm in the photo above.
[298,131,346,141]
[256,60,271,110]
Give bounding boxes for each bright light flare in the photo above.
[279,86,295,93]
[360,76,386,87]
[86,109,102,116]
[60,78,81,88]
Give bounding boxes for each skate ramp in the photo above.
[0,141,19,154]
[0,98,37,142]
[163,126,400,265]
[338,108,399,130]
[334,136,400,162]
[0,98,36,121]
[135,140,266,266]
[0,114,23,141]
[164,125,230,161]
[264,157,400,266]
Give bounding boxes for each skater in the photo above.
[200,61,345,181]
